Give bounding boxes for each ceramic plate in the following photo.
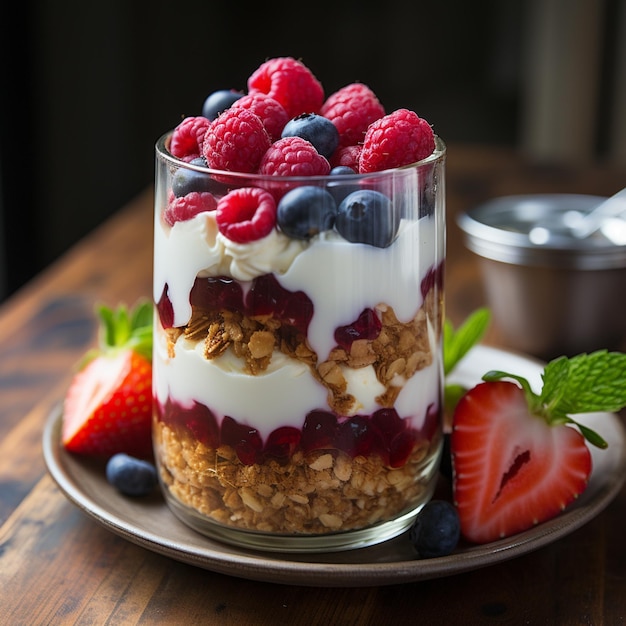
[43,346,626,587]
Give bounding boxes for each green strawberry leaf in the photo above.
[96,300,153,361]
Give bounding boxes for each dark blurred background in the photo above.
[1,0,624,301]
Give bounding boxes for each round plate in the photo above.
[43,346,626,587]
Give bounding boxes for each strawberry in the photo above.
[451,350,626,544]
[62,301,154,459]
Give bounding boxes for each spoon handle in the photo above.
[572,188,626,238]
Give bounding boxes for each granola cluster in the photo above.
[154,420,436,534]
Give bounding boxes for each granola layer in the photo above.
[154,419,437,534]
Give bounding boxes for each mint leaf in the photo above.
[443,308,490,376]
[541,351,626,416]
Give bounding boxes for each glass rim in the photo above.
[155,132,445,183]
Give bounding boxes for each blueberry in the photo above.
[335,189,399,248]
[105,453,158,497]
[327,166,359,204]
[172,158,221,197]
[277,186,337,240]
[202,89,243,120]
[330,166,356,175]
[281,113,339,160]
[409,500,460,558]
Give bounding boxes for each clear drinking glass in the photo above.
[152,133,446,552]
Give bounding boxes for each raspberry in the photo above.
[330,144,362,170]
[163,191,217,226]
[231,93,289,141]
[216,187,277,243]
[203,107,271,174]
[258,136,330,201]
[358,109,435,174]
[321,83,385,147]
[247,57,324,118]
[170,116,211,161]
[258,136,330,177]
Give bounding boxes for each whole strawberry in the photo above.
[451,350,626,544]
[62,301,154,459]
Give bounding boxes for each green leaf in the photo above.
[95,300,153,360]
[541,351,626,416]
[443,308,490,376]
[444,383,468,417]
[130,299,153,332]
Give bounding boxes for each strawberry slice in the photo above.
[62,301,153,459]
[451,350,626,544]
[451,381,591,543]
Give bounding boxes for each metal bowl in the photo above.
[457,194,626,360]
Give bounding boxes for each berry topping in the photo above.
[263,426,301,462]
[171,158,218,197]
[232,93,290,141]
[328,165,359,204]
[156,285,174,329]
[246,274,313,336]
[190,276,245,313]
[258,136,331,178]
[203,107,271,174]
[330,165,356,175]
[247,56,324,118]
[163,190,217,226]
[334,308,382,350]
[335,416,377,458]
[330,144,362,170]
[182,401,221,448]
[335,189,399,248]
[221,416,263,465]
[216,187,277,243]
[321,83,385,147]
[170,116,211,161]
[281,113,339,160]
[106,453,158,497]
[202,89,244,120]
[359,109,435,173]
[277,186,337,240]
[409,500,461,558]
[301,410,338,453]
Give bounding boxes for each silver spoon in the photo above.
[528,188,626,246]
[570,187,626,241]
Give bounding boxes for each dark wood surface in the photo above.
[1,144,625,624]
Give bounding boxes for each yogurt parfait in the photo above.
[152,58,446,551]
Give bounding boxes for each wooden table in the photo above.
[1,145,625,624]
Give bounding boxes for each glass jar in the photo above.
[152,133,446,552]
